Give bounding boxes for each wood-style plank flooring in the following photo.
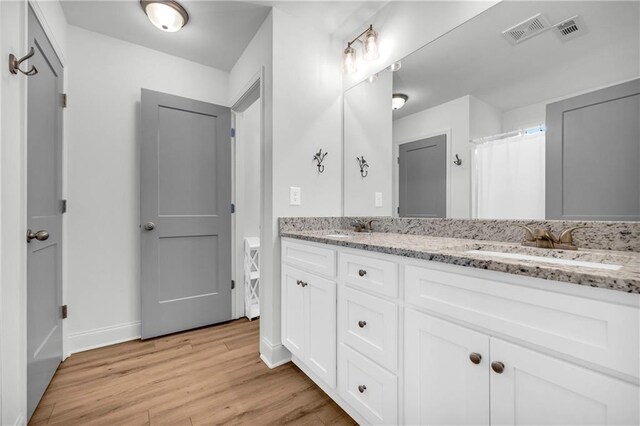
[30,319,355,426]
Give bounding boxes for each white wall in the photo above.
[469,96,502,140]
[393,95,471,218]
[344,70,393,216]
[64,25,229,355]
[342,1,499,90]
[1,1,67,423]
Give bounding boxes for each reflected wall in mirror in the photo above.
[343,1,640,221]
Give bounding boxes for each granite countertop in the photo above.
[281,229,640,294]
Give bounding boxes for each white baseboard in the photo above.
[66,321,141,356]
[259,337,291,369]
[14,413,26,426]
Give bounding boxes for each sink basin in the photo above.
[466,249,623,271]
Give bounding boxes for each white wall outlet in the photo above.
[290,187,301,205]
[375,192,383,207]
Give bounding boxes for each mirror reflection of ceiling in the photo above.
[392,1,640,119]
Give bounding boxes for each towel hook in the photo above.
[9,47,38,76]
[453,154,463,166]
[356,156,369,178]
[313,149,328,173]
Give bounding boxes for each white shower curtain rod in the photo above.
[470,124,545,144]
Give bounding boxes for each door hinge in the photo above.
[60,199,67,213]
[61,305,68,319]
[62,93,68,108]
[230,128,236,138]
[231,280,235,290]
[397,206,400,214]
[231,203,235,214]
[397,157,399,164]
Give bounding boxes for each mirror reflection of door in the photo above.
[398,134,447,218]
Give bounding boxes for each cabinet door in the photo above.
[490,339,640,425]
[281,265,306,359]
[405,310,490,425]
[307,273,337,388]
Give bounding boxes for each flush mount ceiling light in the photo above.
[389,61,402,72]
[342,24,380,75]
[141,0,189,32]
[392,93,408,110]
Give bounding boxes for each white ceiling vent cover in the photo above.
[554,15,587,41]
[502,13,551,45]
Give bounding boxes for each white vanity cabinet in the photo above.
[281,237,640,425]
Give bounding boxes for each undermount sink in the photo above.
[466,249,623,271]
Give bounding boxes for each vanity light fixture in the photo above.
[141,0,189,33]
[392,93,408,110]
[343,25,380,75]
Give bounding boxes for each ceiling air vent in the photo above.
[554,15,587,41]
[502,13,551,45]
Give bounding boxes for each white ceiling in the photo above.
[60,0,388,72]
[392,1,640,119]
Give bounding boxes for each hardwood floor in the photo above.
[30,319,355,426]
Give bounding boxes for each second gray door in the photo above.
[399,135,447,218]
[140,89,232,339]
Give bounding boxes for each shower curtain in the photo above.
[472,132,545,219]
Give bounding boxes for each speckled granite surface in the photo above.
[279,219,640,294]
[279,217,640,252]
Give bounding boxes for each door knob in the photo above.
[469,352,482,364]
[491,361,505,374]
[26,229,49,242]
[143,222,155,231]
[358,269,367,277]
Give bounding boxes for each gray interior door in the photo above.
[399,135,447,218]
[26,5,64,419]
[140,89,232,339]
[546,79,640,220]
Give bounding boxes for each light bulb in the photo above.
[362,28,379,61]
[343,45,358,75]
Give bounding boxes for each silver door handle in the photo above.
[143,222,155,231]
[26,229,49,242]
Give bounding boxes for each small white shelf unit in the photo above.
[244,237,260,320]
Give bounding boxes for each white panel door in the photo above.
[281,265,306,359]
[405,309,490,425]
[490,338,640,425]
[306,273,337,388]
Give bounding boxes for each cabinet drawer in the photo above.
[338,344,398,425]
[340,287,398,371]
[282,239,336,278]
[405,264,640,379]
[339,252,398,298]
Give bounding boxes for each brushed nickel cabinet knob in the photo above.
[469,352,482,364]
[358,385,367,393]
[358,269,367,277]
[491,361,505,374]
[358,320,367,328]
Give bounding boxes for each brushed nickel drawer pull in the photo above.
[358,320,367,328]
[358,384,367,393]
[358,269,367,277]
[491,361,505,374]
[469,352,482,364]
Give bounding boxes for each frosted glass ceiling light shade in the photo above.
[362,27,379,61]
[392,93,408,110]
[343,45,358,75]
[141,0,189,32]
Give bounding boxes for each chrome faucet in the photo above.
[518,225,588,250]
[351,219,377,233]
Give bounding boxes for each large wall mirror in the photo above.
[343,1,640,221]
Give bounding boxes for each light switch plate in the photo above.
[375,192,383,207]
[290,187,301,205]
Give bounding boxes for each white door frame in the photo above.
[393,129,452,218]
[230,68,264,320]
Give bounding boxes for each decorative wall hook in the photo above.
[453,154,463,166]
[313,149,328,173]
[356,156,369,178]
[9,47,38,76]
